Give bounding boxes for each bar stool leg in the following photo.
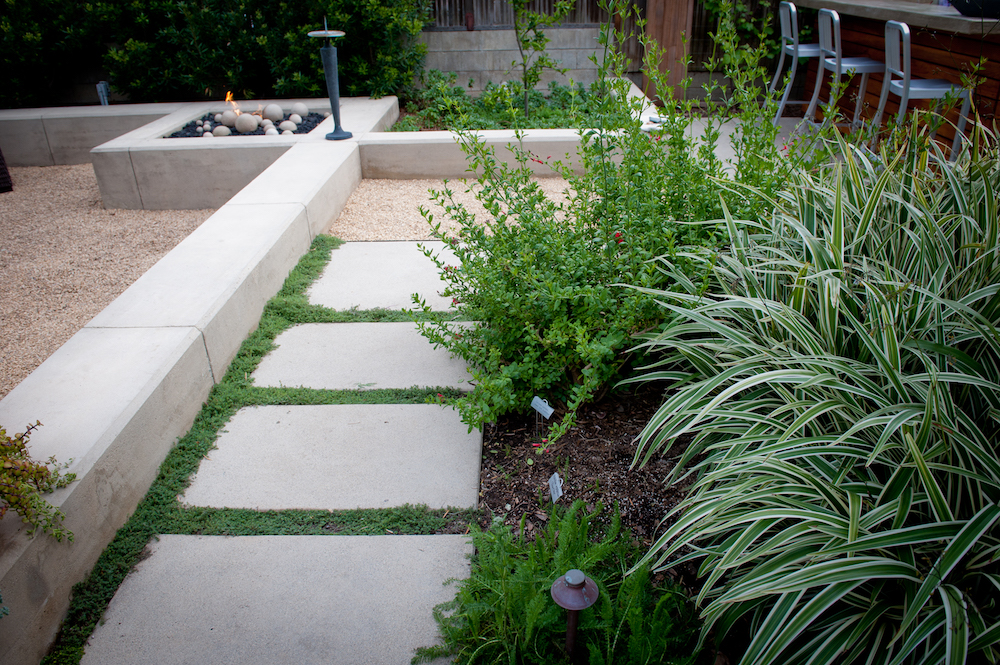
[805,60,826,121]
[895,88,911,126]
[852,73,870,128]
[769,49,788,94]
[775,55,800,124]
[950,94,972,161]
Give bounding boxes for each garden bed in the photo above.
[478,384,688,547]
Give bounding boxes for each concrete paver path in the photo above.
[182,404,481,510]
[253,322,473,391]
[308,241,458,311]
[83,241,479,663]
[81,535,472,665]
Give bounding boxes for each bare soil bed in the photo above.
[479,383,689,549]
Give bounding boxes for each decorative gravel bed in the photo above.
[0,164,213,399]
[167,112,326,138]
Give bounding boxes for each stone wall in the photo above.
[418,27,602,94]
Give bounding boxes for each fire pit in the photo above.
[167,98,329,138]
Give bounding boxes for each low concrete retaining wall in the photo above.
[359,128,586,178]
[357,80,653,179]
[91,97,396,210]
[0,103,187,167]
[0,137,364,665]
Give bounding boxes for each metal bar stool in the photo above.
[770,1,822,125]
[872,20,972,160]
[805,9,884,127]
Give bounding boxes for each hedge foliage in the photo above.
[0,0,432,108]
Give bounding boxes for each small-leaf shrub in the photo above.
[395,70,600,131]
[627,127,1000,664]
[409,0,820,441]
[1,0,431,108]
[1,422,76,541]
[510,0,574,118]
[413,501,701,664]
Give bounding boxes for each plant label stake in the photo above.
[307,17,352,140]
[531,396,554,439]
[551,569,599,661]
[548,472,563,503]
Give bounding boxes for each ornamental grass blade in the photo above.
[939,584,969,665]
[754,582,862,665]
[894,503,1000,642]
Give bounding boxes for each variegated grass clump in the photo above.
[629,127,1000,664]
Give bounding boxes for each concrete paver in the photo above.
[308,241,457,311]
[80,535,472,665]
[182,404,481,510]
[252,322,473,390]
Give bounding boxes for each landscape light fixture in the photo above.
[307,18,352,140]
[550,569,599,659]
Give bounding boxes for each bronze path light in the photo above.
[550,568,599,660]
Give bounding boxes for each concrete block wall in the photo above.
[419,28,602,94]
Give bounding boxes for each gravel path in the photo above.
[0,166,570,400]
[0,165,213,399]
[329,177,570,240]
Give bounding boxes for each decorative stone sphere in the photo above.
[288,113,302,124]
[290,102,309,117]
[221,110,238,127]
[212,125,232,136]
[195,125,204,134]
[265,127,279,136]
[281,129,294,135]
[324,111,331,118]
[261,118,273,128]
[235,113,259,133]
[278,120,297,132]
[202,131,214,138]
[263,104,284,122]
[214,113,223,123]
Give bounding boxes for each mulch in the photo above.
[477,383,693,549]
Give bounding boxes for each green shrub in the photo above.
[627,127,1000,663]
[395,70,598,131]
[409,0,818,441]
[509,0,573,118]
[1,0,431,108]
[1,421,76,541]
[413,501,702,664]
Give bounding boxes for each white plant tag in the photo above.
[549,472,564,503]
[530,396,554,419]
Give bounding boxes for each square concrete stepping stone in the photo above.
[309,241,457,311]
[81,534,471,665]
[252,322,472,390]
[182,404,481,509]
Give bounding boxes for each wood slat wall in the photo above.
[803,14,999,146]
[431,0,605,28]
[644,0,696,95]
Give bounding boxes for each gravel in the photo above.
[329,177,570,240]
[0,164,213,400]
[0,165,570,400]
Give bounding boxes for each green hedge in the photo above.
[0,0,431,108]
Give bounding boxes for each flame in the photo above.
[224,91,241,115]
